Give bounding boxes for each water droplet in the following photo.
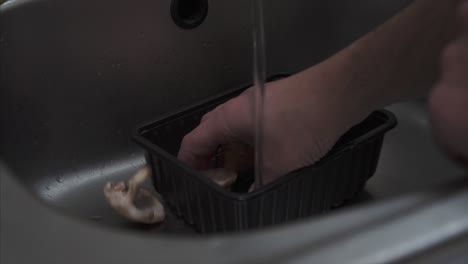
[56,176,64,183]
[45,186,50,190]
[47,194,52,198]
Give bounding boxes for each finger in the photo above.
[177,111,233,170]
[241,87,253,96]
[430,83,468,168]
[461,0,468,29]
[202,101,232,123]
[440,39,468,84]
[222,143,254,171]
[201,112,211,123]
[241,79,280,96]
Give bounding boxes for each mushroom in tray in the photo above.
[203,168,238,189]
[203,143,254,189]
[103,143,252,224]
[103,166,165,224]
[103,165,237,224]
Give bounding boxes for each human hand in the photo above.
[430,2,468,169]
[178,66,374,186]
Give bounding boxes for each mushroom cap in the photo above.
[104,183,165,224]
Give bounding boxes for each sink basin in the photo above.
[2,0,468,261]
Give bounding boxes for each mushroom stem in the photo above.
[127,166,150,198]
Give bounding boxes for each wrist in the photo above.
[293,59,378,130]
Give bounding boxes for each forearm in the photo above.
[302,0,461,112]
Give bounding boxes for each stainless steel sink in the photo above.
[2,0,468,263]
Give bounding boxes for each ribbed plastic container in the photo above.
[134,86,397,233]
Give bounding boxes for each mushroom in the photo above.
[203,168,238,189]
[103,143,254,224]
[203,143,254,190]
[103,166,165,224]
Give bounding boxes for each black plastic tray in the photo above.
[134,86,397,233]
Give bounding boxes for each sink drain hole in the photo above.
[171,0,208,29]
